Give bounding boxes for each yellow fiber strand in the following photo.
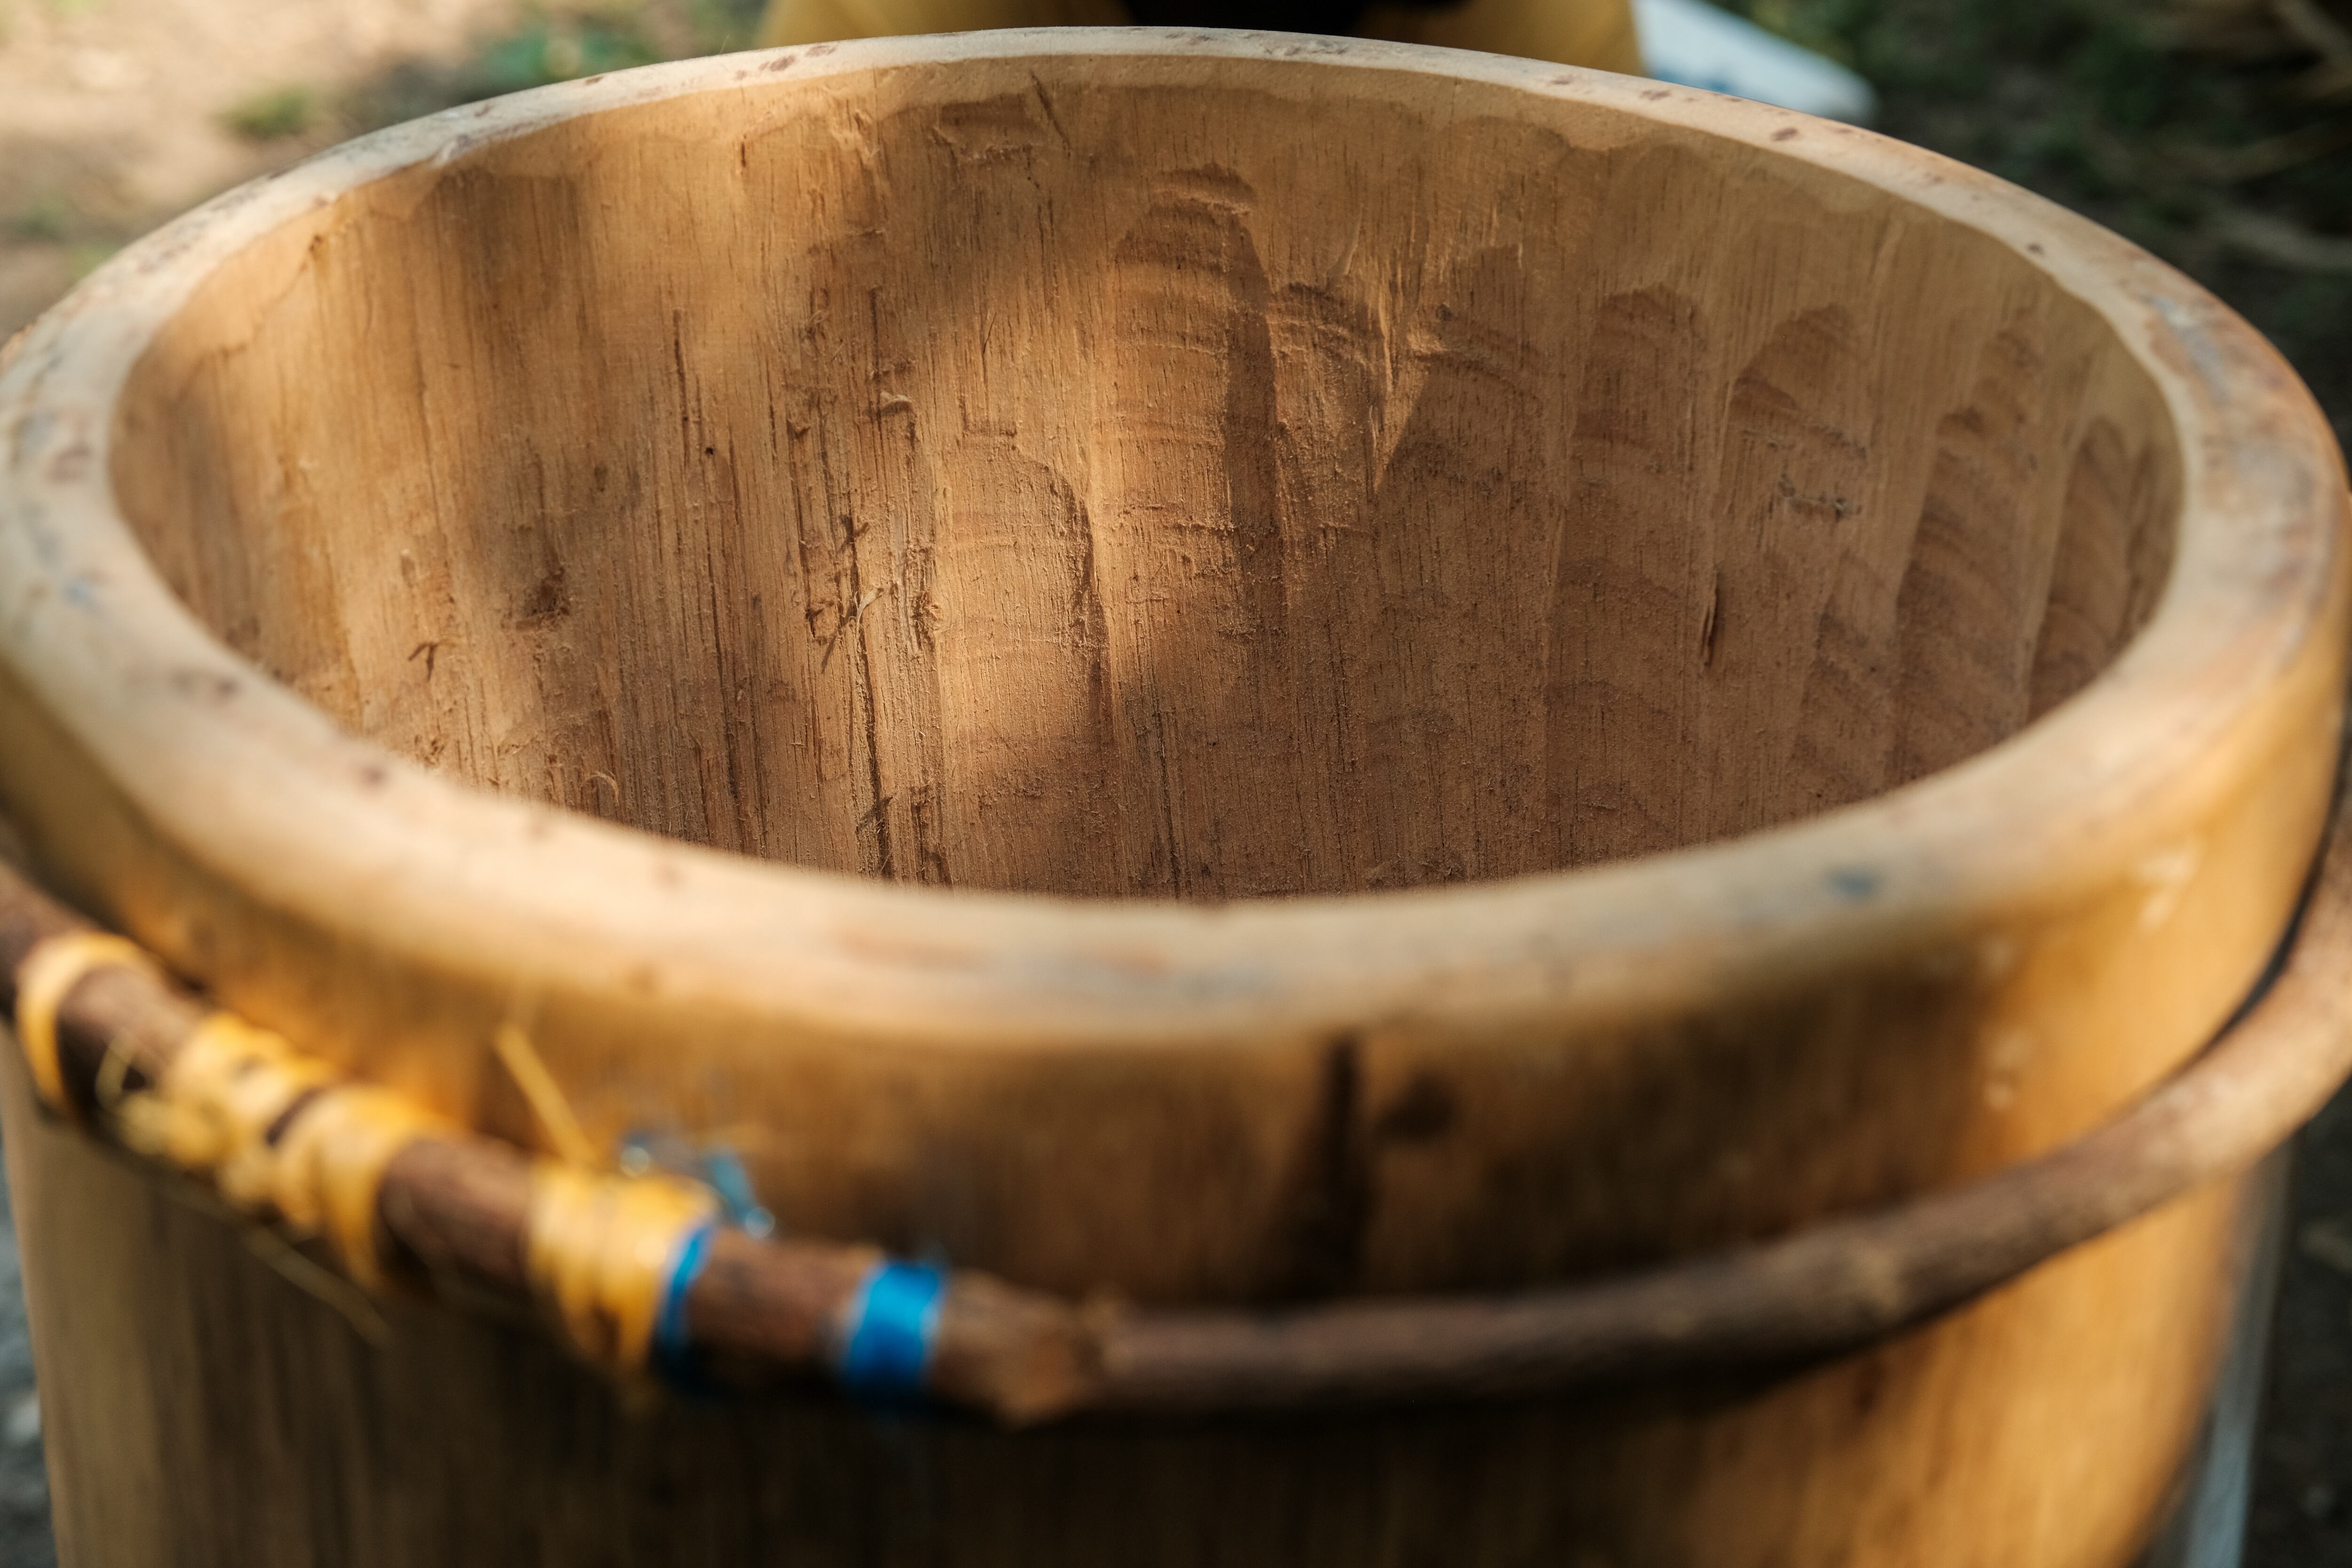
[271,1084,453,1289]
[11,932,160,1119]
[493,1023,598,1167]
[526,1161,718,1375]
[116,1013,456,1288]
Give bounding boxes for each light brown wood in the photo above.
[8,784,2352,1424]
[0,29,2346,1566]
[0,1041,2278,1567]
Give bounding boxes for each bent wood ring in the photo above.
[6,763,2352,1424]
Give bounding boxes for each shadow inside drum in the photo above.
[116,71,2177,905]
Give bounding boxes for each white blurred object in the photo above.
[1633,0,1880,124]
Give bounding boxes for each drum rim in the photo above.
[0,30,2341,1044]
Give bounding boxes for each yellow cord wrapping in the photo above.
[115,1014,456,1289]
[527,1161,718,1376]
[12,933,162,1121]
[17,932,723,1370]
[261,1075,453,1292]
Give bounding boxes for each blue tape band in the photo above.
[652,1222,717,1376]
[837,1259,946,1398]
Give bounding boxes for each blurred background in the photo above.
[1,0,2349,1563]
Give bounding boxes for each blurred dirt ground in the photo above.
[2,0,2351,1563]
[0,1160,47,1568]
[0,0,763,337]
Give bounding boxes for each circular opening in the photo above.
[112,58,2181,901]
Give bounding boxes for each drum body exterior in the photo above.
[0,32,2346,1568]
[0,1064,2287,1567]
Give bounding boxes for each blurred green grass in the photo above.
[221,85,321,142]
[316,1,770,143]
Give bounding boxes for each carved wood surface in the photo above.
[0,31,2345,1565]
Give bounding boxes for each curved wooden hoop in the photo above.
[5,769,2350,1424]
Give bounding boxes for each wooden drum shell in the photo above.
[0,33,2346,1567]
[0,1065,2276,1566]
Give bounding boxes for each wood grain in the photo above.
[6,774,2349,1424]
[0,32,2345,1565]
[0,1044,2274,1567]
[119,91,2175,897]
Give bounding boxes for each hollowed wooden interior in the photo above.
[114,65,2181,899]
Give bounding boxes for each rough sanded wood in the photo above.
[0,30,2347,1568]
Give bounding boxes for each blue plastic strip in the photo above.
[699,1146,777,1238]
[836,1260,947,1398]
[652,1221,717,1378]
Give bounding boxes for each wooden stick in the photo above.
[1092,770,2352,1409]
[5,775,2350,1421]
[0,838,1098,1420]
